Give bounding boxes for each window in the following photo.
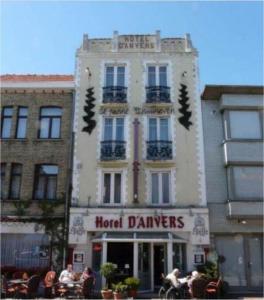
[228,111,262,139]
[103,172,122,204]
[147,65,167,86]
[1,107,13,138]
[39,107,62,139]
[230,166,263,200]
[105,66,125,87]
[34,165,58,200]
[9,164,22,199]
[16,107,28,138]
[1,163,6,199]
[104,118,124,141]
[149,118,170,141]
[151,172,170,204]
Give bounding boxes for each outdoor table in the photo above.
[8,279,28,284]
[57,281,83,298]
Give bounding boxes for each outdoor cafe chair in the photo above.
[18,274,41,299]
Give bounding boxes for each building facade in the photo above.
[201,85,263,293]
[69,31,209,291]
[1,75,74,272]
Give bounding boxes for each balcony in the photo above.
[146,86,170,103]
[102,86,127,103]
[101,141,126,160]
[146,141,172,160]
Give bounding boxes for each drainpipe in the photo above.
[133,118,140,203]
[63,91,75,268]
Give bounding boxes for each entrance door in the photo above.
[246,236,263,290]
[107,242,133,277]
[138,243,151,290]
[216,234,263,291]
[154,244,167,287]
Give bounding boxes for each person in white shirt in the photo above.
[166,268,183,288]
[59,264,75,283]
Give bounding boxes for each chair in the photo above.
[44,271,56,298]
[191,277,208,299]
[205,278,222,299]
[158,276,172,299]
[75,277,94,299]
[18,275,41,298]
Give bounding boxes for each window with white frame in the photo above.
[147,65,168,87]
[228,110,262,139]
[102,172,122,204]
[150,171,171,204]
[105,65,125,87]
[230,166,263,200]
[148,117,170,141]
[103,117,124,141]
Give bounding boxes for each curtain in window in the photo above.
[10,164,22,199]
[1,108,13,138]
[162,173,170,203]
[149,118,157,141]
[116,118,124,141]
[46,177,57,200]
[159,66,167,86]
[160,118,169,140]
[117,66,125,87]
[51,118,61,138]
[1,233,50,269]
[104,118,113,140]
[35,176,45,199]
[16,107,28,138]
[39,118,49,138]
[148,66,156,86]
[106,66,114,86]
[151,173,159,204]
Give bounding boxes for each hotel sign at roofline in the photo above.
[119,35,156,50]
[112,32,161,52]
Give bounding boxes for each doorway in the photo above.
[154,244,167,287]
[107,242,133,277]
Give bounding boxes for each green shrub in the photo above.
[124,277,140,290]
[112,282,128,293]
[100,262,116,289]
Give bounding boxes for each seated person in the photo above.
[166,268,183,289]
[59,264,75,283]
[80,267,96,285]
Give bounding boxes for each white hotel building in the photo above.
[69,31,209,291]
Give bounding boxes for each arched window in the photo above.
[9,163,23,200]
[34,164,58,200]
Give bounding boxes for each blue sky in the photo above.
[1,1,263,89]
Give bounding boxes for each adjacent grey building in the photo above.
[201,85,263,294]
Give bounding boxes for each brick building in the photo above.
[1,75,74,272]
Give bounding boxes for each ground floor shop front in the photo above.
[69,208,210,291]
[213,233,263,294]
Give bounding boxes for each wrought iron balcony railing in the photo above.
[146,141,173,160]
[146,86,171,103]
[103,86,127,103]
[101,141,126,160]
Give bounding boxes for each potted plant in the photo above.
[124,277,140,298]
[100,262,116,299]
[112,282,127,300]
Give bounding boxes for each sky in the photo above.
[1,1,263,89]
